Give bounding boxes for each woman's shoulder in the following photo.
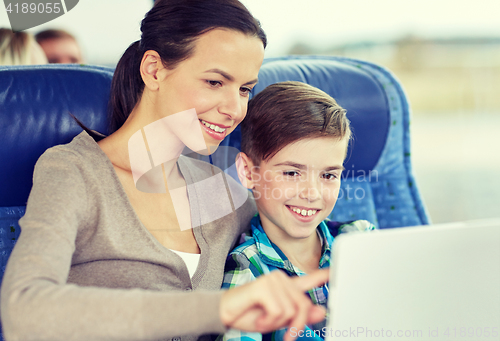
[177,155,225,180]
[40,131,102,161]
[177,155,250,199]
[178,155,256,231]
[36,131,110,175]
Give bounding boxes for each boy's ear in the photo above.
[140,50,169,91]
[235,152,256,189]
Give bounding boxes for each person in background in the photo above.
[0,28,47,65]
[35,29,83,64]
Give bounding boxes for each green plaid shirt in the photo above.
[218,215,376,341]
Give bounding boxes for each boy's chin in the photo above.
[287,227,320,241]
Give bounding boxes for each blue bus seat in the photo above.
[0,64,113,340]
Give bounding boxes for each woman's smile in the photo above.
[199,118,229,141]
[199,118,233,140]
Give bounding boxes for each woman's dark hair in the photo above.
[108,0,266,134]
[241,81,351,165]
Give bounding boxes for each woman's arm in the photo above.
[1,148,328,341]
[0,149,226,341]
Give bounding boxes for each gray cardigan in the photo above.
[0,132,257,341]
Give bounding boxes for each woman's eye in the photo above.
[283,171,300,177]
[207,80,222,87]
[323,173,338,180]
[240,87,252,97]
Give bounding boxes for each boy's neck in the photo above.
[260,220,323,274]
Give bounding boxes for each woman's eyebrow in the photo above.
[204,68,258,85]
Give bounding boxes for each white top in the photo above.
[170,249,201,278]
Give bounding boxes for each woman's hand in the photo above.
[220,268,329,341]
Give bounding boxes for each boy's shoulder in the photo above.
[223,232,273,286]
[229,235,260,259]
[226,217,281,276]
[326,219,377,238]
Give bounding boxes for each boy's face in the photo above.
[239,136,347,242]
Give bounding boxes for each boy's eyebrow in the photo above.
[274,162,307,170]
[274,162,345,171]
[326,166,346,171]
[204,68,258,85]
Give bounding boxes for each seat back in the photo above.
[0,65,114,339]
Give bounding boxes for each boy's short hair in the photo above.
[241,81,351,165]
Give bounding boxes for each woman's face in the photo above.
[154,29,265,154]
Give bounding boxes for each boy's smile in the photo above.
[241,136,348,246]
[287,205,320,222]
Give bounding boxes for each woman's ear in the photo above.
[140,50,166,91]
[235,152,256,190]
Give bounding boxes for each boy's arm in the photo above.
[219,251,264,341]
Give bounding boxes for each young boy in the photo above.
[219,81,376,341]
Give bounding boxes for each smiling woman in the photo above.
[0,1,330,341]
[137,29,263,153]
[101,27,264,243]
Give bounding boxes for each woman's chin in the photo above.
[206,143,220,155]
[192,143,219,156]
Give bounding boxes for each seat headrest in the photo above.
[252,57,391,174]
[0,65,114,206]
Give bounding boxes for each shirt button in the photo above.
[172,337,181,341]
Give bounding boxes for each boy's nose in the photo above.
[298,179,321,202]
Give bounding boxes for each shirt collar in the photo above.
[250,215,334,274]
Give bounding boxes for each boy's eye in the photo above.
[322,173,339,180]
[207,80,222,87]
[283,171,300,177]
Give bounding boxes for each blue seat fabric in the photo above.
[0,64,113,207]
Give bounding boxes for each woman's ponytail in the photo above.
[108,40,144,134]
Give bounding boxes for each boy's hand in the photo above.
[220,268,329,341]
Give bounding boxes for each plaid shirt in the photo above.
[218,215,376,341]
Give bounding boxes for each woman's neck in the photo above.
[98,100,186,183]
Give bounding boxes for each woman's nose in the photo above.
[218,89,244,121]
